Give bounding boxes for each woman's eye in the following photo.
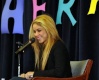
[38,30,41,32]
[33,29,42,33]
[33,31,36,33]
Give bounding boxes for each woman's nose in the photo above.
[34,32,38,36]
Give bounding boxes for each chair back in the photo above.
[70,60,88,77]
[70,59,93,80]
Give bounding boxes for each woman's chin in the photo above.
[38,40,43,44]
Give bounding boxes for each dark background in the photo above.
[0,0,99,80]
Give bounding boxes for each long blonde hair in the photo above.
[29,14,61,70]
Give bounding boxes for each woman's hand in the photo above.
[25,71,34,79]
[20,73,25,78]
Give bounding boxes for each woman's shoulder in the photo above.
[51,40,68,55]
[53,40,66,48]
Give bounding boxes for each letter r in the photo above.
[56,0,76,26]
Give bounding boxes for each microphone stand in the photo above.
[18,51,20,77]
[15,38,35,77]
[16,42,23,77]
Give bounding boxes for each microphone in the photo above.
[15,38,35,54]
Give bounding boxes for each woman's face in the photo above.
[33,24,48,44]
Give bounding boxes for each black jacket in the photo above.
[10,40,72,80]
[33,40,72,78]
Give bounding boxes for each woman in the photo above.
[11,14,72,80]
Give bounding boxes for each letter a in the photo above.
[1,0,24,34]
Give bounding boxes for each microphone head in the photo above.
[29,37,35,43]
